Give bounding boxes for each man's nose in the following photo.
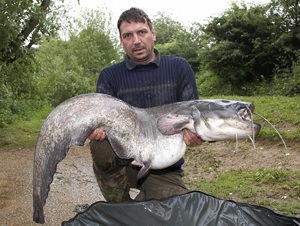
[133,34,141,44]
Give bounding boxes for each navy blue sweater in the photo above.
[96,52,199,172]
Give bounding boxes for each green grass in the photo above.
[0,106,53,148]
[184,168,300,216]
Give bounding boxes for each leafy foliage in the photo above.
[36,7,122,96]
[267,0,300,68]
[0,6,122,127]
[153,12,202,72]
[0,0,62,64]
[65,7,122,81]
[258,51,300,96]
[34,51,93,107]
[199,3,272,93]
[198,1,300,96]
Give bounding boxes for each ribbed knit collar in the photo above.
[125,48,160,70]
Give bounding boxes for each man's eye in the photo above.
[124,34,131,38]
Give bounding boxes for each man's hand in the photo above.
[183,129,204,147]
[89,127,106,141]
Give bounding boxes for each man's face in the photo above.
[119,21,156,64]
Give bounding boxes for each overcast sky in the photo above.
[68,0,271,26]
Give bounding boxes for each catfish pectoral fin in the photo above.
[191,106,210,130]
[106,132,129,159]
[157,114,193,135]
[69,127,93,147]
[136,162,151,180]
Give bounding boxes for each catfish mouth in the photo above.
[237,104,261,134]
[237,105,255,124]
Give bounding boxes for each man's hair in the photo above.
[117,7,153,34]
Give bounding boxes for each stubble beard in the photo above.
[130,45,154,64]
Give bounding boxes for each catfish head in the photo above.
[157,99,261,142]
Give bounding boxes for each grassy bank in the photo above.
[183,141,300,217]
[0,106,53,148]
[182,95,300,217]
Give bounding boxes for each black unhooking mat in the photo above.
[62,191,300,226]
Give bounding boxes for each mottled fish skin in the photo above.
[33,94,261,224]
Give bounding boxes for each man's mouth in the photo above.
[133,45,145,54]
[134,49,144,54]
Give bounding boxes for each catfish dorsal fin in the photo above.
[157,114,193,135]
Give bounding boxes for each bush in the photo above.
[35,54,94,107]
[0,95,50,127]
[256,54,300,97]
[196,70,259,96]
[272,60,300,96]
[197,54,300,97]
[0,53,93,127]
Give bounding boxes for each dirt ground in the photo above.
[184,138,300,181]
[0,138,299,225]
[0,141,105,226]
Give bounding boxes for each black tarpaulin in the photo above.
[62,191,300,226]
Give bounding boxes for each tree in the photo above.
[0,5,121,125]
[152,12,186,45]
[67,7,122,80]
[0,0,63,65]
[153,12,202,73]
[37,7,122,83]
[35,7,122,104]
[199,1,300,95]
[265,0,300,70]
[199,2,273,94]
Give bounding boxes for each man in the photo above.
[89,7,203,202]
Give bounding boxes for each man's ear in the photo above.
[152,28,156,41]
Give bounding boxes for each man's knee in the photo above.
[90,139,117,173]
[90,139,130,174]
[90,139,131,202]
[138,170,189,200]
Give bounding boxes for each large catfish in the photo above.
[33,93,261,223]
